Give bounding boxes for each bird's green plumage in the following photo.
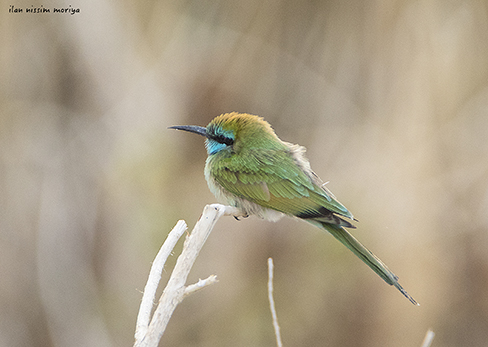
[208,146,354,226]
[170,112,417,305]
[206,113,353,222]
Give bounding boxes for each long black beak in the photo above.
[168,125,207,137]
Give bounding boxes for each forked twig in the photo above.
[133,204,241,347]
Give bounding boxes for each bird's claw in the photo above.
[233,214,249,221]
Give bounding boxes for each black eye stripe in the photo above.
[212,134,234,146]
[207,125,234,146]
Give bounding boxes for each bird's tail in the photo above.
[320,222,418,305]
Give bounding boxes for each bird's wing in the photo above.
[210,148,354,227]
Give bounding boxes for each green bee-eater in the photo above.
[170,112,417,305]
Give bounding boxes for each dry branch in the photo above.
[133,204,241,347]
[420,329,435,347]
[268,258,283,347]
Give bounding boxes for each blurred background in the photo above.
[2,0,488,346]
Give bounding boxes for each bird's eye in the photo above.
[207,125,235,146]
[214,134,234,146]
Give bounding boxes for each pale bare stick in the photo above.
[134,204,242,347]
[420,329,435,347]
[268,258,283,347]
[184,275,219,297]
[134,220,187,342]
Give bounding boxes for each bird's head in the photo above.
[169,112,281,155]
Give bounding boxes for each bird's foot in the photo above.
[233,214,249,221]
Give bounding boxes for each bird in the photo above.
[169,112,418,305]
